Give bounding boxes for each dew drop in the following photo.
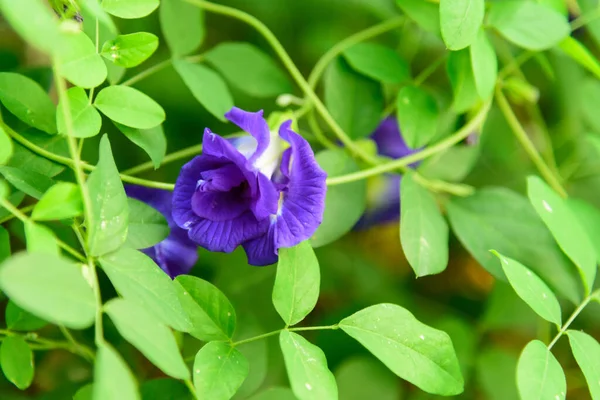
[542,200,553,213]
[305,383,312,391]
[419,335,425,340]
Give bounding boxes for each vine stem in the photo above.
[121,59,172,87]
[184,0,377,164]
[494,88,567,198]
[326,100,491,186]
[0,204,35,224]
[0,329,95,361]
[232,324,339,347]
[0,196,87,263]
[548,289,600,349]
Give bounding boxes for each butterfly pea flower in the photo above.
[125,186,199,278]
[173,107,327,266]
[354,117,419,229]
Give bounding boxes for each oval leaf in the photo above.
[470,29,498,99]
[102,0,159,19]
[174,275,236,341]
[56,32,107,88]
[32,182,82,221]
[0,336,33,390]
[488,1,570,51]
[93,343,140,400]
[279,330,337,400]
[396,85,438,150]
[5,300,47,331]
[104,298,189,380]
[567,330,600,399]
[491,251,562,325]
[559,36,600,81]
[0,252,95,329]
[87,135,129,256]
[568,198,600,265]
[0,125,13,165]
[272,241,320,326]
[25,222,59,256]
[173,60,233,122]
[193,341,248,400]
[311,149,367,247]
[343,43,410,84]
[204,42,292,98]
[0,0,60,54]
[0,73,56,134]
[124,197,169,249]
[114,123,166,170]
[56,87,102,138]
[339,303,463,396]
[527,176,596,294]
[159,0,204,57]
[400,172,449,276]
[94,86,165,129]
[101,32,159,68]
[99,247,191,332]
[0,166,54,199]
[447,49,480,113]
[516,340,566,400]
[440,0,484,50]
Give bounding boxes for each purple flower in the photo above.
[126,186,199,278]
[172,107,327,266]
[355,117,419,229]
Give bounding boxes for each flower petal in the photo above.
[192,188,250,222]
[152,237,199,278]
[274,121,327,248]
[125,185,173,223]
[224,107,270,161]
[188,211,269,253]
[242,223,278,266]
[372,117,417,160]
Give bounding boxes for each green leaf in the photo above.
[114,123,167,169]
[335,356,401,400]
[516,340,566,400]
[446,187,581,304]
[204,42,292,98]
[104,298,189,380]
[0,226,10,264]
[324,57,384,140]
[5,300,47,331]
[311,149,367,247]
[447,49,479,113]
[527,176,596,294]
[101,33,159,68]
[32,182,82,221]
[470,29,497,99]
[279,330,338,400]
[568,199,600,265]
[174,275,235,341]
[25,222,59,256]
[56,87,102,138]
[94,86,165,129]
[582,79,600,132]
[0,0,61,54]
[400,173,449,276]
[396,86,438,149]
[0,181,7,202]
[248,388,296,400]
[74,383,94,400]
[343,43,410,84]
[99,247,192,332]
[0,191,24,221]
[140,379,191,400]
[102,0,159,19]
[124,197,169,249]
[5,128,68,177]
[193,341,248,400]
[559,36,600,81]
[0,336,33,390]
[159,0,204,57]
[0,166,54,199]
[87,135,129,257]
[106,60,126,85]
[0,73,56,134]
[93,343,140,400]
[491,251,562,325]
[566,330,600,399]
[272,241,320,326]
[339,304,463,396]
[395,0,440,35]
[0,252,95,329]
[173,60,233,122]
[56,31,107,88]
[0,125,13,165]
[488,1,570,51]
[439,0,484,50]
[475,347,520,400]
[80,0,118,36]
[418,144,480,182]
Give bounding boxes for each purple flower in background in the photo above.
[173,107,327,266]
[354,117,419,229]
[126,186,199,278]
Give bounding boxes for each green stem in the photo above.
[232,324,339,347]
[570,6,600,31]
[121,54,205,87]
[184,0,378,164]
[326,100,491,186]
[88,18,100,104]
[59,326,95,361]
[0,204,35,224]
[548,289,599,349]
[0,329,94,361]
[0,197,87,263]
[290,324,339,332]
[495,89,567,197]
[413,54,447,86]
